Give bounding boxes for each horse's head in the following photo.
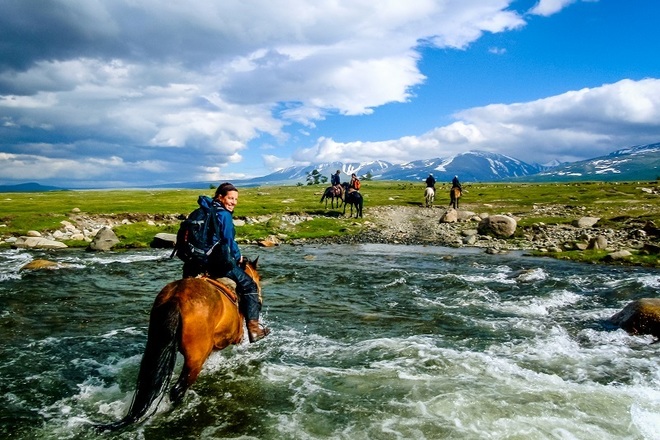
[241,256,261,291]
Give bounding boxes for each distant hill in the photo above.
[524,142,660,182]
[0,182,65,193]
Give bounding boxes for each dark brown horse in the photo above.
[320,185,344,208]
[341,182,363,218]
[449,187,461,209]
[96,259,261,431]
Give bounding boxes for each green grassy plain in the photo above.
[1,180,658,263]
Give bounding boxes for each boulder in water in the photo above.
[151,232,176,248]
[609,298,660,338]
[20,259,60,271]
[87,227,119,251]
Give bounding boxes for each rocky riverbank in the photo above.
[296,205,660,264]
[5,204,659,264]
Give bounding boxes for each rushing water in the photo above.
[1,244,660,439]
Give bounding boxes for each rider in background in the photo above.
[349,173,361,191]
[452,175,462,194]
[425,173,436,191]
[331,169,341,187]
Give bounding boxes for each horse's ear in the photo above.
[252,256,259,268]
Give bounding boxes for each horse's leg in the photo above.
[170,353,209,403]
[170,316,214,403]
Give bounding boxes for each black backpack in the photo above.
[171,195,219,265]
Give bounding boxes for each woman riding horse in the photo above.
[341,182,363,218]
[95,259,262,431]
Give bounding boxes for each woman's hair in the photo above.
[214,182,238,198]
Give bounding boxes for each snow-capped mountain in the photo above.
[526,142,660,182]
[241,160,395,185]
[377,151,542,182]
[115,142,660,189]
[238,151,542,186]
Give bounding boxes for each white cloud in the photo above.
[527,0,577,17]
[287,78,660,166]
[2,0,643,186]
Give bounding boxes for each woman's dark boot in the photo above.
[247,320,270,343]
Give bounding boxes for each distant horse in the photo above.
[424,187,435,208]
[342,183,363,218]
[320,185,344,208]
[449,187,461,209]
[95,259,262,432]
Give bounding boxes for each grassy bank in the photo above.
[1,180,658,259]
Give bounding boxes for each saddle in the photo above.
[199,275,239,305]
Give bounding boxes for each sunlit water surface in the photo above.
[1,244,660,439]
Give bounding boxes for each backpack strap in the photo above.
[205,202,220,256]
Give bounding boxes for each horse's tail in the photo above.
[320,192,326,203]
[95,299,181,432]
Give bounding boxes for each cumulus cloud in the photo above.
[526,0,598,17]
[286,78,660,166]
[0,0,645,187]
[0,0,529,186]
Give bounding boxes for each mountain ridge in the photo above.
[1,143,658,191]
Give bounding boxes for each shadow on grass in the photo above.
[308,209,344,218]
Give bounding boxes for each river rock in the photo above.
[457,210,476,222]
[603,250,633,262]
[87,227,119,251]
[12,236,68,249]
[440,208,458,223]
[573,217,600,228]
[609,298,660,338]
[463,234,478,245]
[478,215,517,238]
[587,235,608,250]
[20,259,61,271]
[151,232,177,248]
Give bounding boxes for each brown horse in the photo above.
[320,185,344,208]
[95,258,261,432]
[449,187,461,209]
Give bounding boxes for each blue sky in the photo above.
[1,0,659,187]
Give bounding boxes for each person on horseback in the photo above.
[349,173,361,191]
[183,182,270,343]
[425,173,436,191]
[331,169,341,187]
[452,175,462,194]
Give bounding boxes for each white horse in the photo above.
[424,187,435,208]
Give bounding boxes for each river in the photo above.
[1,244,659,439]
